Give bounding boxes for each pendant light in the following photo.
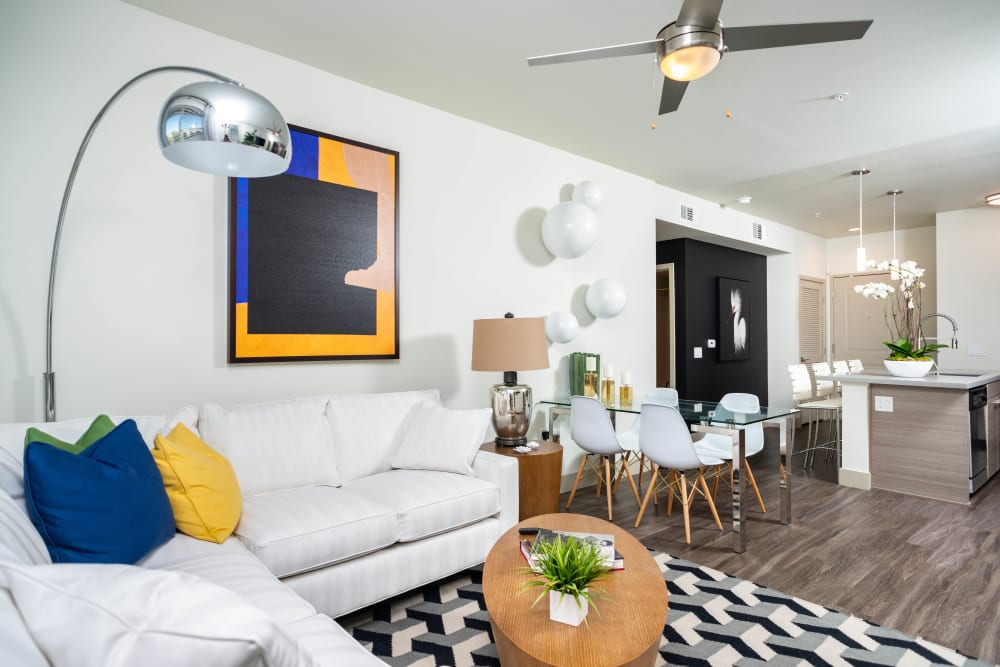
[852,168,870,271]
[887,189,903,280]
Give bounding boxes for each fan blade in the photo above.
[527,39,660,67]
[659,78,690,115]
[724,20,873,52]
[677,0,724,28]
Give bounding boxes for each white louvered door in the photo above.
[798,276,825,364]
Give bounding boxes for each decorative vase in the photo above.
[883,359,934,378]
[549,590,588,626]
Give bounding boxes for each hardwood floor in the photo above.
[557,425,1000,664]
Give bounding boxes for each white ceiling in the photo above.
[124,0,1000,238]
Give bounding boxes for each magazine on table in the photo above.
[519,528,624,571]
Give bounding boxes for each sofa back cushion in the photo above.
[0,490,50,566]
[0,406,199,500]
[326,389,441,482]
[201,396,340,497]
[0,561,319,667]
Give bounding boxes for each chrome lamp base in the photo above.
[490,382,532,447]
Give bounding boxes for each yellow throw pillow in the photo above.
[153,424,241,544]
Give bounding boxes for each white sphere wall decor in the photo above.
[540,201,598,258]
[544,310,579,344]
[585,278,627,318]
[571,181,604,210]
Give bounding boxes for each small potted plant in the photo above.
[854,260,947,377]
[520,534,610,626]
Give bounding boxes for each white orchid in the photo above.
[854,259,942,359]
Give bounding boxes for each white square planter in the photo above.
[549,590,588,626]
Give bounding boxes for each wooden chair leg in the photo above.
[566,455,588,509]
[634,466,660,528]
[676,473,691,544]
[697,469,724,531]
[666,470,679,514]
[620,458,641,505]
[637,454,646,490]
[711,464,721,497]
[745,460,766,513]
[604,457,613,520]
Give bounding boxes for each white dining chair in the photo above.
[616,387,679,490]
[633,403,724,544]
[692,393,766,513]
[566,395,641,521]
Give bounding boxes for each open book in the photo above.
[520,528,624,571]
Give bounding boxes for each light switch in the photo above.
[693,347,703,359]
[968,344,988,357]
[707,339,717,348]
[874,395,894,412]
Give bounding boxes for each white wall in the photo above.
[935,207,1000,370]
[0,0,658,489]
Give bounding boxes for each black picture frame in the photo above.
[718,276,750,362]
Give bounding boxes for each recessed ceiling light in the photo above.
[831,92,849,103]
[737,196,752,204]
[987,192,1000,206]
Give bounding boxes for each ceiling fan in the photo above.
[527,0,872,115]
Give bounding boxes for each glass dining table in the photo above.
[538,397,799,553]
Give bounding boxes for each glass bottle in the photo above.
[619,370,633,408]
[601,362,615,406]
[583,356,598,397]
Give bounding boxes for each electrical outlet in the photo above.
[693,347,703,359]
[874,395,894,412]
[707,339,717,348]
[968,344,988,357]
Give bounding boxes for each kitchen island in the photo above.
[824,368,1000,503]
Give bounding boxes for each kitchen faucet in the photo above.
[918,313,959,376]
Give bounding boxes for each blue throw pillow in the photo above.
[23,418,176,564]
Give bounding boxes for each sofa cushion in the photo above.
[23,414,115,455]
[390,403,491,476]
[235,486,398,578]
[327,389,441,482]
[283,614,389,666]
[0,490,49,566]
[343,469,500,542]
[141,534,317,626]
[0,561,319,667]
[23,419,175,564]
[153,423,242,543]
[0,586,49,667]
[201,396,340,497]
[0,406,199,500]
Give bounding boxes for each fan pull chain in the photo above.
[725,59,732,119]
[650,56,659,129]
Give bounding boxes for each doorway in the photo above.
[831,271,891,368]
[656,264,675,388]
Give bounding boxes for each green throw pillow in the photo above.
[24,415,116,455]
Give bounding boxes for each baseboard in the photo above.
[838,467,871,490]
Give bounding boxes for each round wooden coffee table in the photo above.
[483,513,669,667]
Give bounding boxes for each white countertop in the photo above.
[821,368,1000,389]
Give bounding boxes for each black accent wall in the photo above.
[656,238,768,404]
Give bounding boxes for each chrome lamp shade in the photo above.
[471,315,549,446]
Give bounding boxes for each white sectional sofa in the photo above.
[0,389,519,666]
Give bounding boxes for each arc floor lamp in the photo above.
[43,66,292,422]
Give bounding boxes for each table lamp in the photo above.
[471,314,549,446]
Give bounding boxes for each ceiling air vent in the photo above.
[680,205,695,222]
[752,220,766,241]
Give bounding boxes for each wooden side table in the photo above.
[480,441,563,521]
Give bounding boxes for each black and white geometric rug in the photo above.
[337,552,992,666]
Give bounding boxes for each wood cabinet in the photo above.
[869,384,969,504]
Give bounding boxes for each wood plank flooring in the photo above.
[557,426,1000,664]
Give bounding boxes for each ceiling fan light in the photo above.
[656,22,724,82]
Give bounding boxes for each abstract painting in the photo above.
[718,277,750,362]
[229,125,398,362]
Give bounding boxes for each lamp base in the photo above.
[490,382,532,447]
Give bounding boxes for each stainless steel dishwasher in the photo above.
[969,386,988,493]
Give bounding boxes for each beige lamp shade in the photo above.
[471,317,549,372]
